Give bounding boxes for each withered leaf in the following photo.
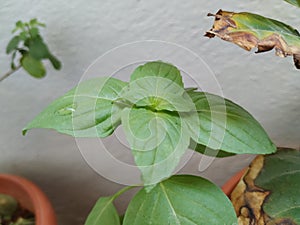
[205,10,300,69]
[230,148,300,225]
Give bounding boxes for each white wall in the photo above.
[0,0,299,224]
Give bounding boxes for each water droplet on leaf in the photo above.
[55,103,77,116]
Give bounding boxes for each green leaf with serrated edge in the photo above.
[184,91,276,154]
[189,140,235,158]
[255,148,300,223]
[284,0,300,7]
[121,76,195,112]
[23,77,128,137]
[6,36,20,54]
[205,10,300,69]
[123,175,237,225]
[84,196,120,225]
[20,54,46,78]
[121,108,190,186]
[130,61,184,87]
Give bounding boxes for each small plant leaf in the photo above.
[20,54,46,78]
[11,51,17,68]
[48,53,62,70]
[121,76,194,112]
[84,196,120,225]
[284,0,300,7]
[12,21,25,33]
[29,27,39,38]
[121,108,190,186]
[130,61,184,87]
[231,148,300,224]
[28,36,50,60]
[205,10,300,69]
[6,36,20,54]
[23,77,128,137]
[27,35,61,70]
[19,31,28,41]
[184,91,276,154]
[29,18,38,25]
[123,175,237,225]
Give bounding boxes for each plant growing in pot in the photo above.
[0,174,57,225]
[0,18,61,225]
[23,61,277,224]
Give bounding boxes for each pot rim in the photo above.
[221,168,247,196]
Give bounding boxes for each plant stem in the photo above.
[112,184,141,200]
[0,64,22,82]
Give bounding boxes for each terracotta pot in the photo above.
[0,174,57,225]
[222,168,247,196]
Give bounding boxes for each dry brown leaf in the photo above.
[205,10,300,69]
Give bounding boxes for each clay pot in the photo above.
[0,174,57,225]
[222,168,247,196]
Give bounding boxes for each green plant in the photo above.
[0,194,34,225]
[23,61,276,224]
[1,18,61,82]
[205,2,300,70]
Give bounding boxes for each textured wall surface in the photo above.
[0,0,299,224]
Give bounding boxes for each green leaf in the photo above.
[205,10,300,69]
[123,175,237,225]
[28,36,50,60]
[23,77,128,137]
[12,20,25,33]
[284,0,300,7]
[121,76,194,112]
[84,196,120,225]
[19,31,28,41]
[130,61,184,87]
[48,53,62,70]
[20,54,46,78]
[6,36,20,54]
[184,91,276,154]
[29,27,39,38]
[255,148,300,223]
[189,140,235,158]
[121,108,190,186]
[27,35,61,70]
[11,51,18,70]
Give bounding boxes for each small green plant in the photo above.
[0,194,34,225]
[1,18,61,82]
[23,61,276,224]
